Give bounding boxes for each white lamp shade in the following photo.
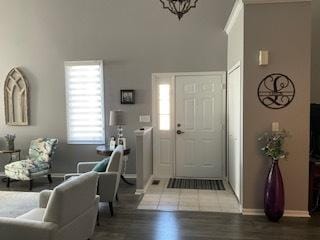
[109,110,127,126]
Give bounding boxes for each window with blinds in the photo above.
[65,60,105,144]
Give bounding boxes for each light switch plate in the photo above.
[139,115,151,123]
[259,50,269,66]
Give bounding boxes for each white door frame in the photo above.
[227,61,243,207]
[152,71,226,179]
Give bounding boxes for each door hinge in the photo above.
[222,83,226,90]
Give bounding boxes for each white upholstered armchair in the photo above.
[64,145,124,216]
[0,171,99,240]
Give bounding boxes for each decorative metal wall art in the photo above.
[257,73,295,110]
[4,67,30,125]
[160,0,198,20]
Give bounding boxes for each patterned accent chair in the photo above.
[5,138,58,191]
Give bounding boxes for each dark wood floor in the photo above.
[1,176,320,240]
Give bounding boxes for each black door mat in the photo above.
[167,178,225,190]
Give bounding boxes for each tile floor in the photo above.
[137,179,240,213]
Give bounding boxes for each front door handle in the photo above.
[177,130,185,135]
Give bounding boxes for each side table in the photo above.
[0,149,21,182]
[96,145,134,185]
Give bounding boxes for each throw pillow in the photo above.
[92,157,110,172]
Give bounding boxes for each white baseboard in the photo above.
[0,171,66,178]
[51,173,66,178]
[123,174,136,179]
[135,175,153,195]
[1,172,66,178]
[50,173,137,179]
[242,208,310,218]
[1,172,137,180]
[242,208,264,216]
[284,210,310,218]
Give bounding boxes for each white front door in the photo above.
[175,74,224,178]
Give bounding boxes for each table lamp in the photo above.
[109,110,127,139]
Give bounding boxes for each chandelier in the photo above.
[160,0,198,20]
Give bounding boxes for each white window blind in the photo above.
[65,60,105,144]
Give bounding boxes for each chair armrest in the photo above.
[97,172,118,202]
[64,173,81,181]
[77,162,100,173]
[39,190,53,208]
[0,217,58,240]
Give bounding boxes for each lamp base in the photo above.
[117,126,124,139]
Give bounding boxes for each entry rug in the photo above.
[167,178,225,190]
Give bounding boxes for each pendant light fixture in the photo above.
[160,0,198,20]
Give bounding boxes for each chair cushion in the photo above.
[92,158,110,172]
[29,138,58,162]
[17,208,46,221]
[5,159,50,180]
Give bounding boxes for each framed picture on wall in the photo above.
[121,90,135,104]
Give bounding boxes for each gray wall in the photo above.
[0,0,234,174]
[243,2,311,211]
[312,0,320,103]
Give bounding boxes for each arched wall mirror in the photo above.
[4,67,30,126]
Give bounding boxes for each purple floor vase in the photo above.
[264,160,285,222]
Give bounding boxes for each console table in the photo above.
[96,145,134,185]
